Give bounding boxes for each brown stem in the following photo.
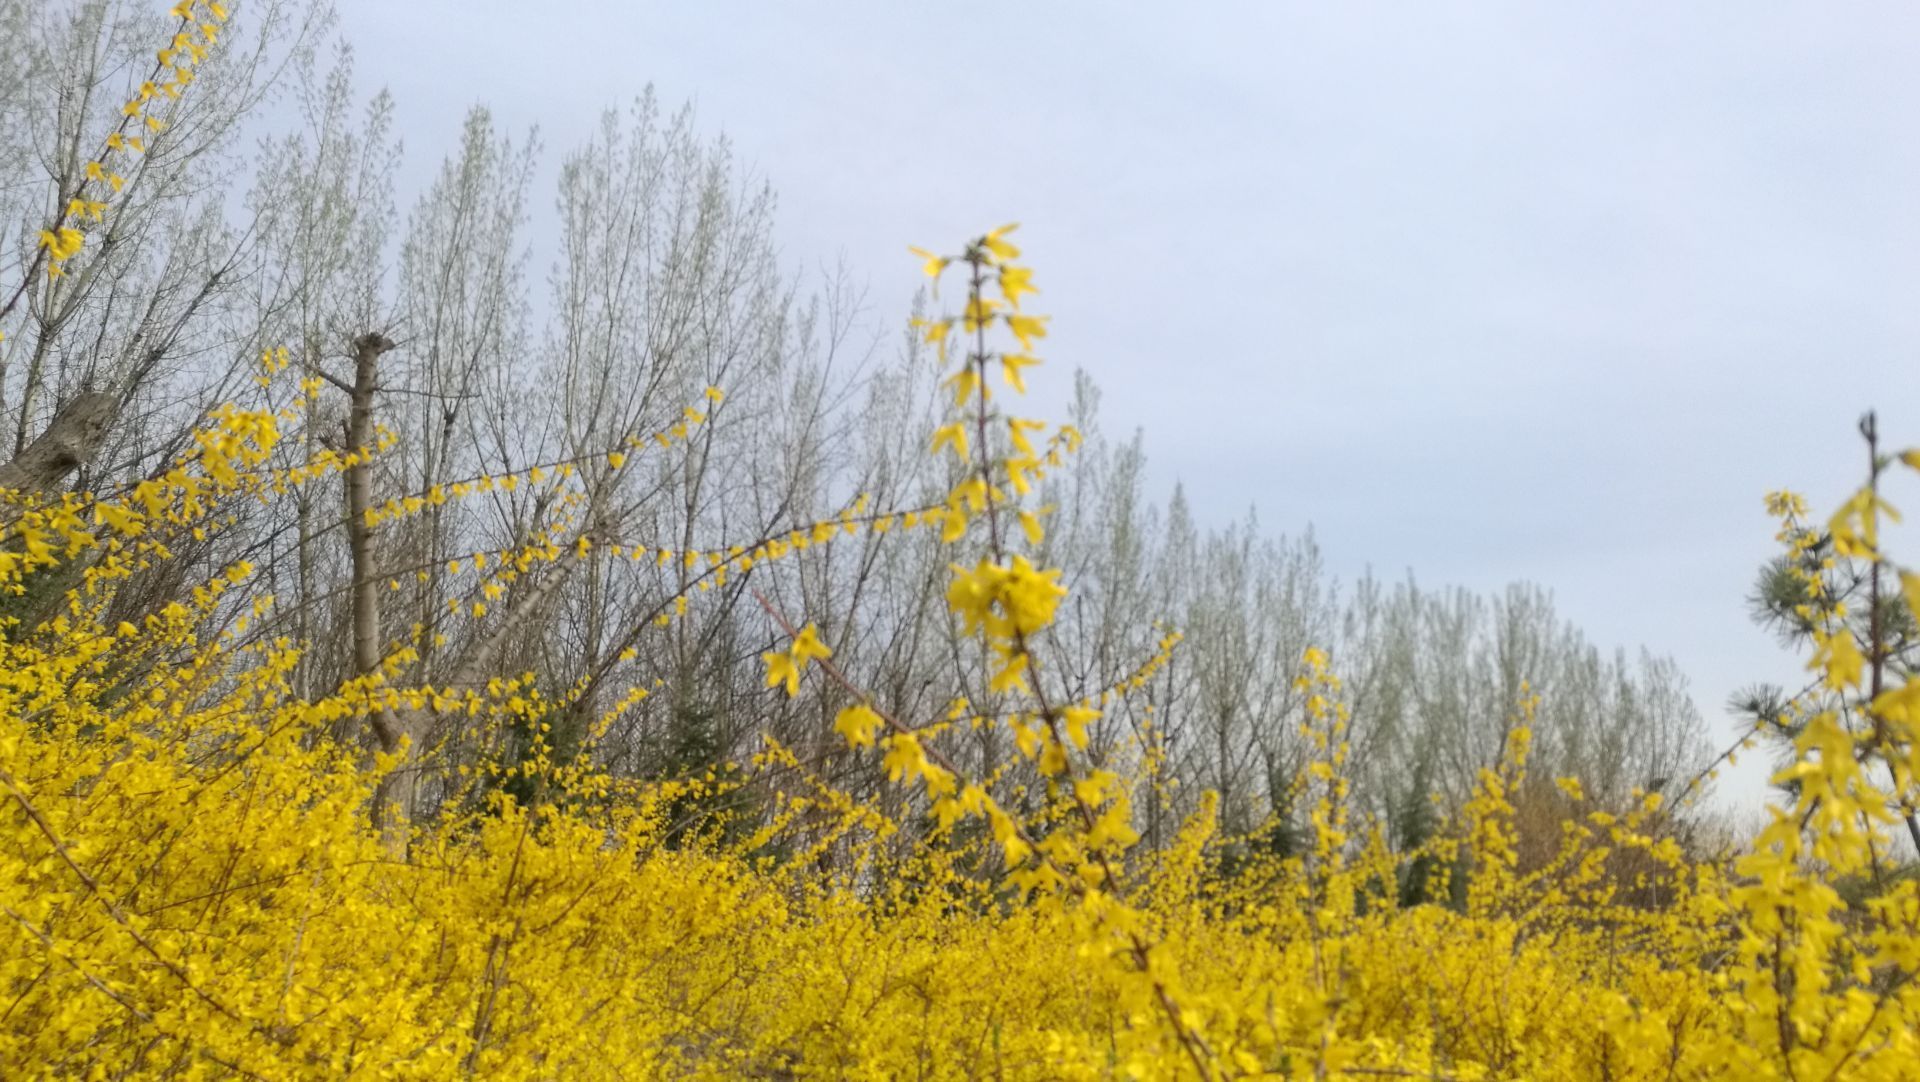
[1857,413,1920,856]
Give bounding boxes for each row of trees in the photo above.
[0,1,1712,857]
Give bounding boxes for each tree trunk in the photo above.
[343,333,410,857]
[0,391,119,517]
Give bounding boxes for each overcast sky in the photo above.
[332,1,1920,809]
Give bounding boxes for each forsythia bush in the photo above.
[6,4,1920,1079]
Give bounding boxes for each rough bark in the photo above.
[0,392,119,506]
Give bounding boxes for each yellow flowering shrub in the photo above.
[5,6,1920,1078]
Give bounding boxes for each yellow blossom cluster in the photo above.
[8,119,1920,1075]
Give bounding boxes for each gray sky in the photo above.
[334,1,1920,809]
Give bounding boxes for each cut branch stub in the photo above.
[0,392,120,498]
